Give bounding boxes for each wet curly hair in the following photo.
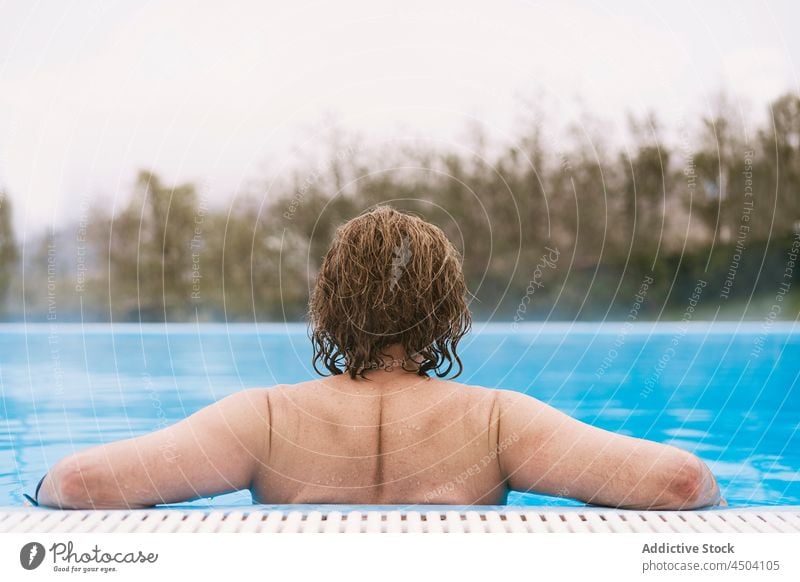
[309,206,471,379]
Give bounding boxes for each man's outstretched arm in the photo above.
[37,389,270,509]
[496,390,721,509]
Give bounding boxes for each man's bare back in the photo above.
[258,374,505,505]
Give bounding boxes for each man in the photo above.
[33,206,721,509]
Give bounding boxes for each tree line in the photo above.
[1,92,798,322]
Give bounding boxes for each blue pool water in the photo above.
[1,322,798,508]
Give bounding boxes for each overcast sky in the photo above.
[1,0,798,236]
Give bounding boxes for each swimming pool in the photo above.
[1,322,798,508]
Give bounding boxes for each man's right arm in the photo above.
[496,390,720,509]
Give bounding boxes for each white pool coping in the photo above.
[2,506,799,533]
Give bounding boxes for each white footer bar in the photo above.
[1,533,798,581]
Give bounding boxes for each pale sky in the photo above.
[1,0,798,237]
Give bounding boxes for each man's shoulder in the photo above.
[430,380,508,412]
[438,381,531,402]
[442,385,551,421]
[255,378,327,393]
